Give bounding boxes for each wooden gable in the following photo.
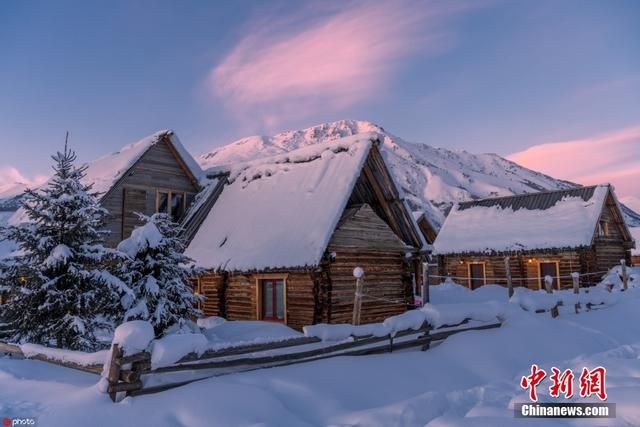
[592,188,634,246]
[101,137,201,247]
[346,144,424,250]
[328,204,409,253]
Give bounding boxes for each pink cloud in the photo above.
[0,166,48,197]
[208,1,476,129]
[508,125,640,199]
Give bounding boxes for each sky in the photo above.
[1,0,639,197]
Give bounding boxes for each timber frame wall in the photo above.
[100,136,200,247]
[193,143,422,329]
[437,190,634,289]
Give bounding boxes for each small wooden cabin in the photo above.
[89,130,202,247]
[433,185,635,289]
[8,130,201,248]
[184,135,427,330]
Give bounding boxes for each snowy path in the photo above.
[2,291,640,426]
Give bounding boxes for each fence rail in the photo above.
[104,317,502,401]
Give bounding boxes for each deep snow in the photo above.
[2,275,640,426]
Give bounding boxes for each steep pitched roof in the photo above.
[433,184,630,255]
[9,130,202,225]
[87,130,202,198]
[185,133,424,271]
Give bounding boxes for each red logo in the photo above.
[521,365,608,402]
[549,367,574,398]
[520,364,547,402]
[579,366,607,401]
[3,417,11,427]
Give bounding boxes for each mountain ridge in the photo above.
[199,119,640,228]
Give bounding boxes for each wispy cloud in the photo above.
[208,0,477,129]
[508,125,640,198]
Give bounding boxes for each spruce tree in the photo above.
[0,140,131,350]
[117,213,201,336]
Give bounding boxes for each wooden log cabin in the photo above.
[86,130,202,247]
[432,185,635,289]
[7,130,201,247]
[183,134,428,330]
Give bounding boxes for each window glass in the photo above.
[262,281,274,318]
[275,280,284,319]
[157,192,169,214]
[171,193,185,222]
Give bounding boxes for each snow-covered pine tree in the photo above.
[0,139,132,350]
[117,213,202,336]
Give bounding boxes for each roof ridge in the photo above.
[458,184,606,207]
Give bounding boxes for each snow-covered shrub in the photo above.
[117,213,202,336]
[0,143,132,351]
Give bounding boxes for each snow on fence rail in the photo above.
[102,310,504,402]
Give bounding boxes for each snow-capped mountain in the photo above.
[0,182,29,212]
[200,119,640,228]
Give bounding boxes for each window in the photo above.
[598,220,609,237]
[156,190,186,223]
[539,261,560,290]
[468,263,485,290]
[260,279,285,322]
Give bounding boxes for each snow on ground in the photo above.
[2,274,640,426]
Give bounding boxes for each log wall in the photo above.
[440,251,596,290]
[195,271,316,331]
[100,138,199,247]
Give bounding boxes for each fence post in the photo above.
[504,256,513,298]
[544,275,559,318]
[621,259,628,290]
[572,272,581,314]
[422,261,430,305]
[107,344,123,403]
[352,267,365,326]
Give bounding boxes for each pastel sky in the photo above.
[1,0,639,196]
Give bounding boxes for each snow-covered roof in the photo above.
[185,134,379,271]
[433,185,615,255]
[9,130,202,226]
[85,130,201,197]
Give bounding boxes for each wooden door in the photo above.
[261,279,285,322]
[539,262,559,290]
[469,263,485,290]
[122,188,147,240]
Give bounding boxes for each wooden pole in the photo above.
[572,272,581,314]
[504,256,513,298]
[421,261,430,305]
[621,259,628,290]
[352,268,365,326]
[107,344,123,403]
[543,275,559,318]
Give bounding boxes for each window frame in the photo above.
[467,262,486,290]
[538,260,561,290]
[155,189,188,223]
[255,274,288,324]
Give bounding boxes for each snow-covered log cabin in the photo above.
[183,134,427,330]
[10,130,202,247]
[433,185,635,289]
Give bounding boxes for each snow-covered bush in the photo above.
[117,213,202,336]
[0,143,132,351]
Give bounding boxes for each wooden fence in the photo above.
[1,318,503,403]
[104,318,502,402]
